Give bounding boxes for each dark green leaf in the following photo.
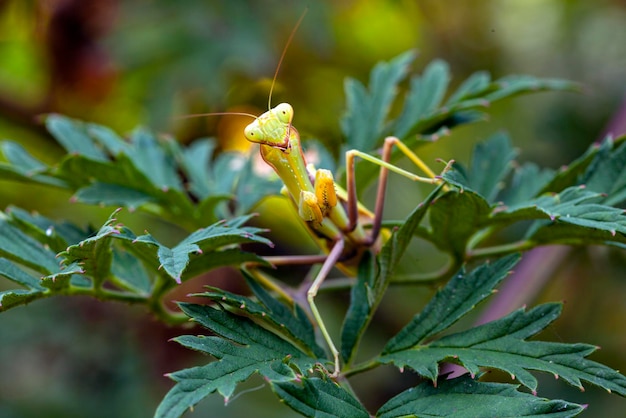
[383,254,520,354]
[381,303,626,395]
[194,274,325,358]
[341,186,442,363]
[466,133,517,202]
[394,59,450,138]
[499,162,554,206]
[581,136,626,205]
[1,141,47,174]
[73,182,156,209]
[132,215,271,283]
[0,289,46,311]
[427,190,491,259]
[58,210,121,287]
[156,304,318,418]
[377,374,584,418]
[492,186,626,243]
[0,216,60,274]
[0,257,45,290]
[126,128,182,191]
[342,51,415,151]
[46,114,108,161]
[272,377,369,418]
[110,248,152,294]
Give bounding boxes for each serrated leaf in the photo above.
[466,133,517,202]
[0,289,46,311]
[341,186,442,363]
[342,51,416,151]
[581,136,626,205]
[110,248,152,294]
[177,139,217,200]
[156,304,318,418]
[272,377,369,418]
[132,215,272,283]
[498,162,554,206]
[492,186,626,242]
[194,274,325,358]
[0,257,45,290]
[73,182,156,209]
[45,114,108,161]
[40,262,86,291]
[394,59,450,139]
[381,303,626,396]
[427,190,491,259]
[0,216,60,274]
[126,128,182,191]
[445,70,491,104]
[383,254,520,354]
[58,210,122,286]
[86,122,132,155]
[5,206,85,252]
[539,135,626,194]
[377,374,584,418]
[1,141,47,174]
[245,274,325,357]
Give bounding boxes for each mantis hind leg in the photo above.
[346,136,453,244]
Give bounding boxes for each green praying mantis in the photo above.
[242,101,452,377]
[191,14,453,377]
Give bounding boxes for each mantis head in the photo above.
[244,103,294,149]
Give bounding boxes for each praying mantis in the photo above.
[194,13,453,377]
[242,101,452,377]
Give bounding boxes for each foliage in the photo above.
[1,52,626,417]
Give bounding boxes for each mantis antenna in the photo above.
[267,8,308,110]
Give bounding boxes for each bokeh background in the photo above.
[1,0,625,417]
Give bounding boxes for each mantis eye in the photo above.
[275,103,293,124]
[244,124,264,143]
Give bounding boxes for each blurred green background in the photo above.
[1,0,625,416]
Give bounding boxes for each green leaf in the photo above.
[377,374,584,418]
[394,59,450,139]
[382,303,626,395]
[0,289,46,311]
[581,136,626,205]
[341,186,442,363]
[40,262,87,291]
[383,254,520,354]
[499,162,554,206]
[427,190,491,259]
[539,135,626,194]
[57,209,121,287]
[110,247,152,294]
[5,206,86,253]
[0,215,60,274]
[132,215,272,283]
[45,114,108,161]
[86,122,132,155]
[272,377,369,418]
[156,303,318,418]
[467,133,517,202]
[195,273,325,358]
[342,51,416,151]
[1,141,47,174]
[492,186,626,244]
[72,182,156,209]
[126,128,182,191]
[0,257,45,290]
